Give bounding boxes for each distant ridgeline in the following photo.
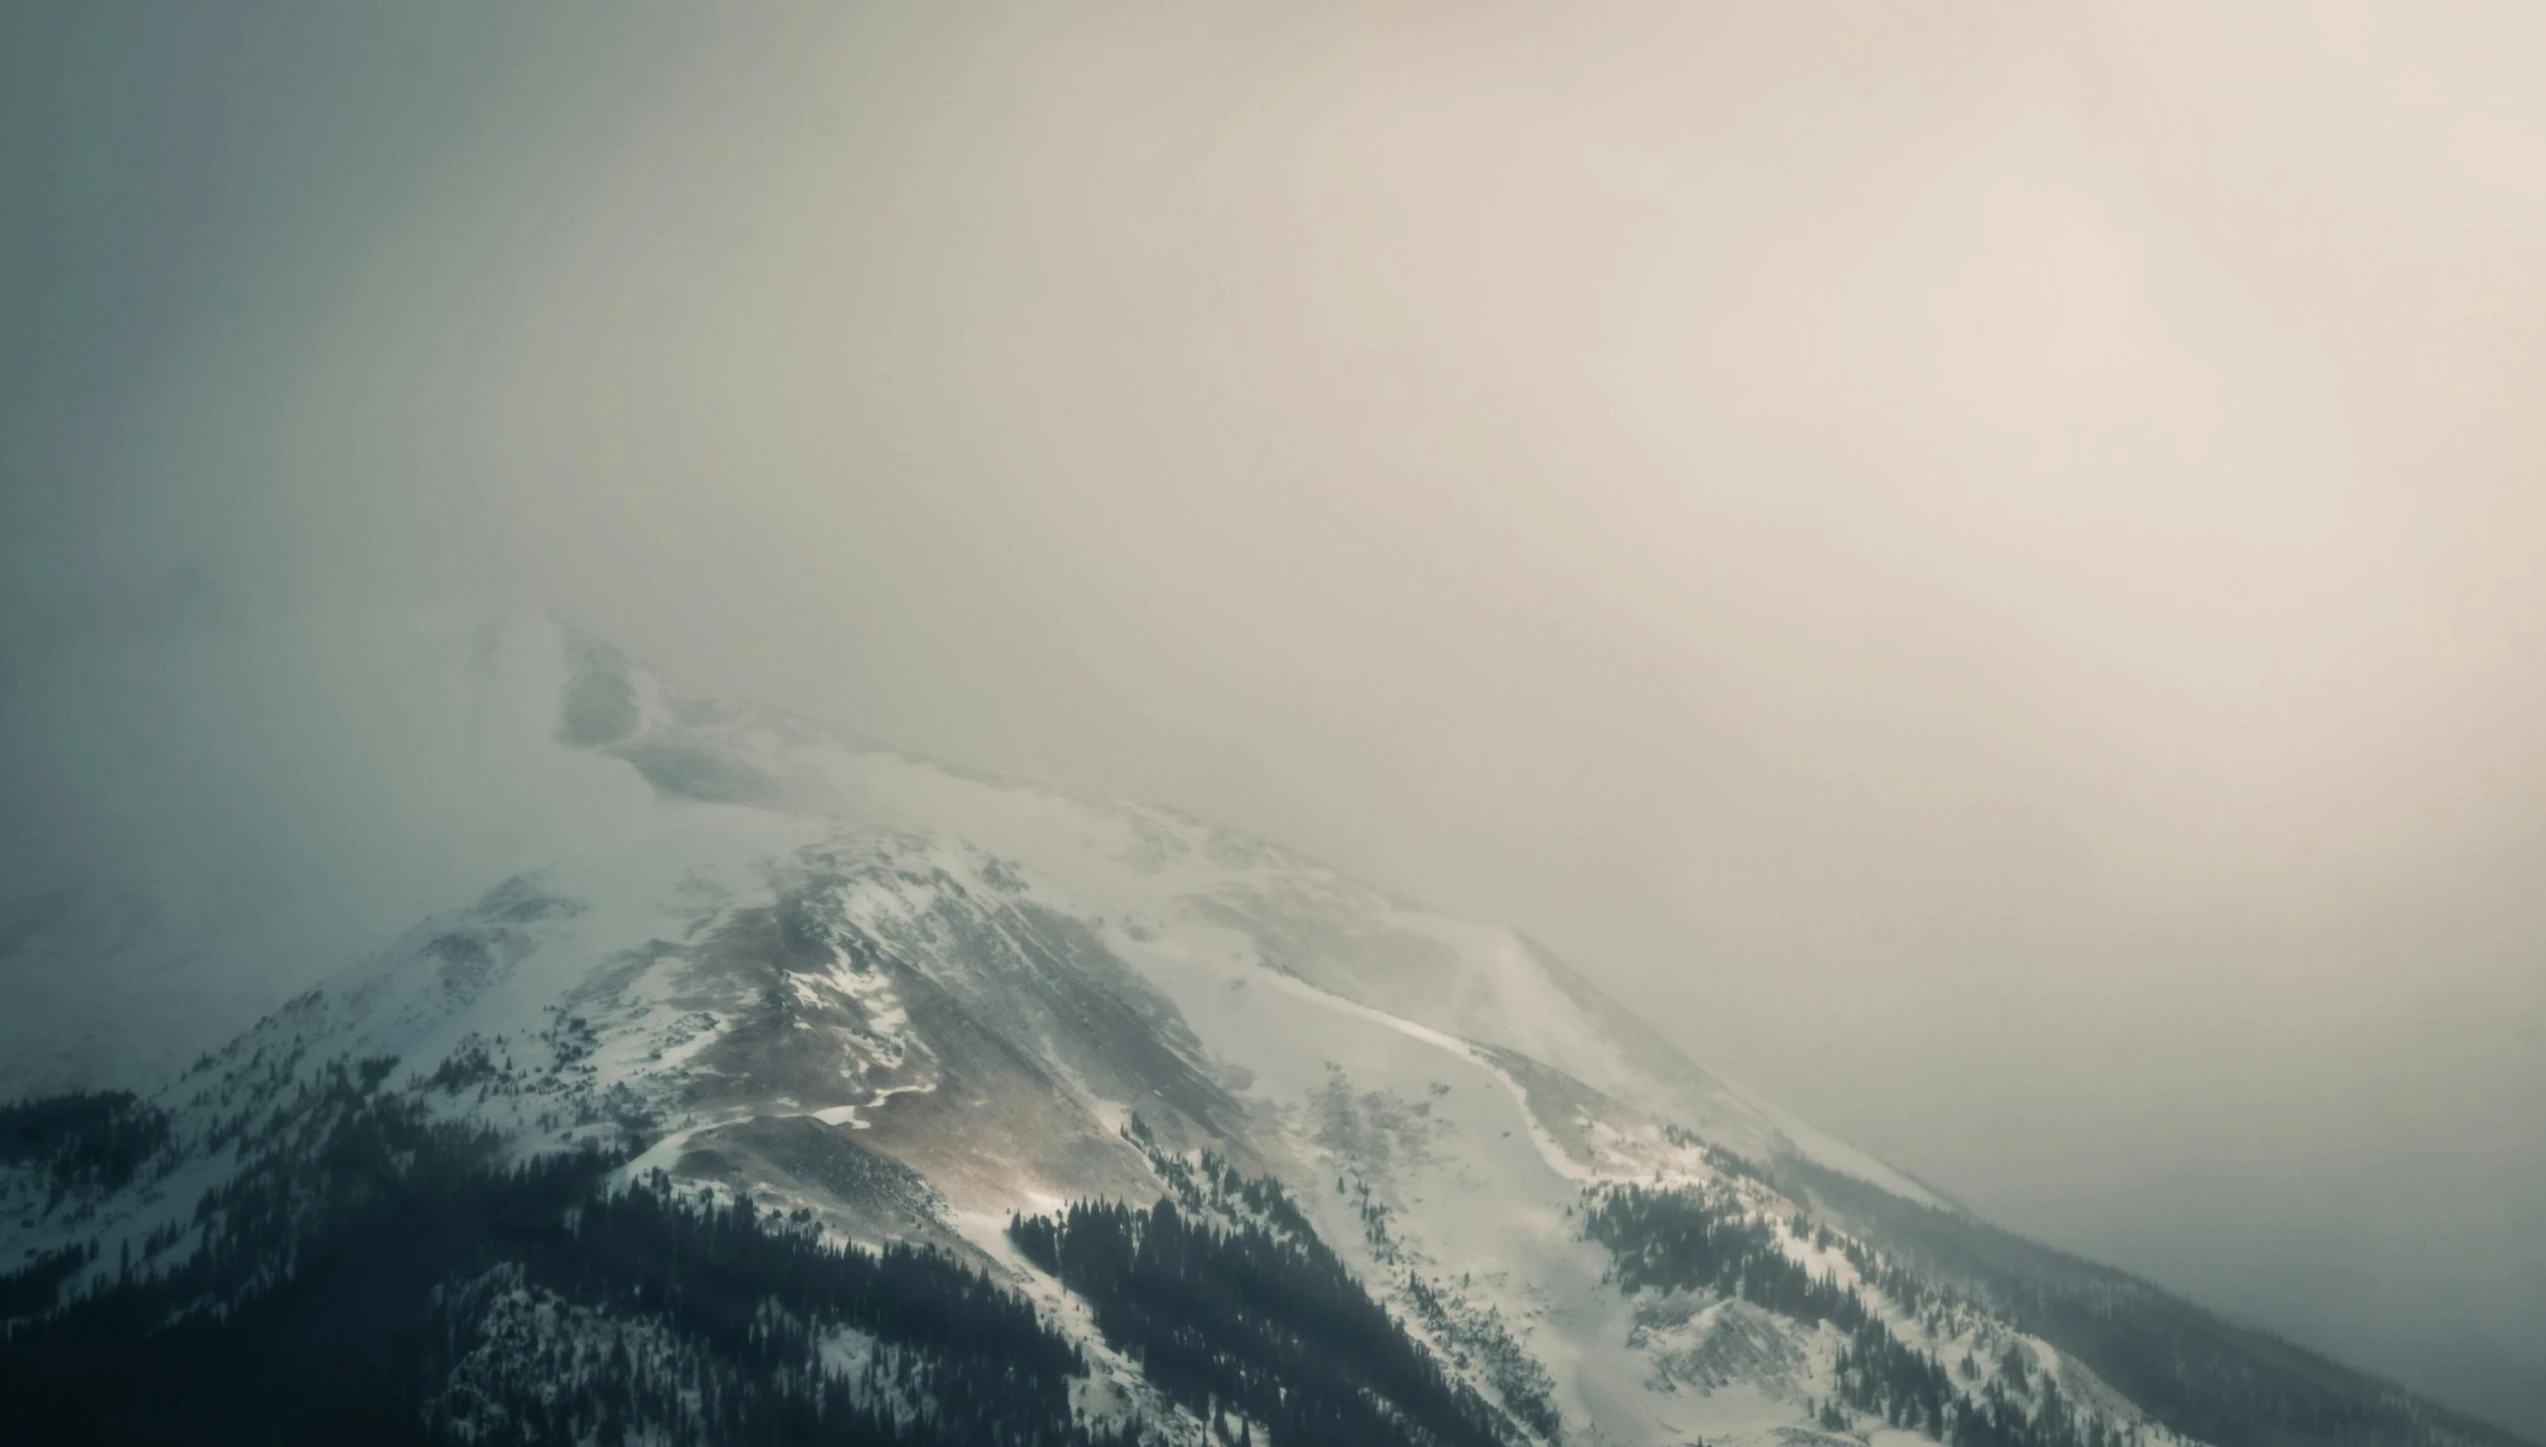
[1760,1158,2526,1447]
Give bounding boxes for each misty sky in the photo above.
[5,3,2543,1428]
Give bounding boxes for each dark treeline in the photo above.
[0,1062,1131,1446]
[1398,1268,1564,1443]
[1011,1180,1512,1447]
[1583,1183,2128,1447]
[0,1089,171,1198]
[476,1174,1095,1446]
[1776,1158,2533,1447]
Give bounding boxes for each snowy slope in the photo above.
[3,615,1925,1202]
[522,618,1941,1204]
[4,618,2516,1447]
[2,811,2163,1447]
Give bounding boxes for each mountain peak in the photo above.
[4,617,2524,1447]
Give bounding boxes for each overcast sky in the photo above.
[5,3,2543,1427]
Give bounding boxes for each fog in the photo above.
[5,3,2542,1427]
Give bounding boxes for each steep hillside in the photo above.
[1,620,2526,1447]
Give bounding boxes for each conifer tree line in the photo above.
[8,1053,2532,1447]
[0,1089,171,1197]
[0,1066,1135,1445]
[1009,1180,1516,1447]
[1583,1183,2135,1447]
[3,1060,1530,1447]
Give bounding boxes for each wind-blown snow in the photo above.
[7,617,2097,1447]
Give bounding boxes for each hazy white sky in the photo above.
[5,3,2543,1425]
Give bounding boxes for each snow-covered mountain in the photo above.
[0,620,2527,1447]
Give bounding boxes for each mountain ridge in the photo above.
[1,616,2528,1447]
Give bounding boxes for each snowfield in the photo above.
[0,619,2321,1447]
